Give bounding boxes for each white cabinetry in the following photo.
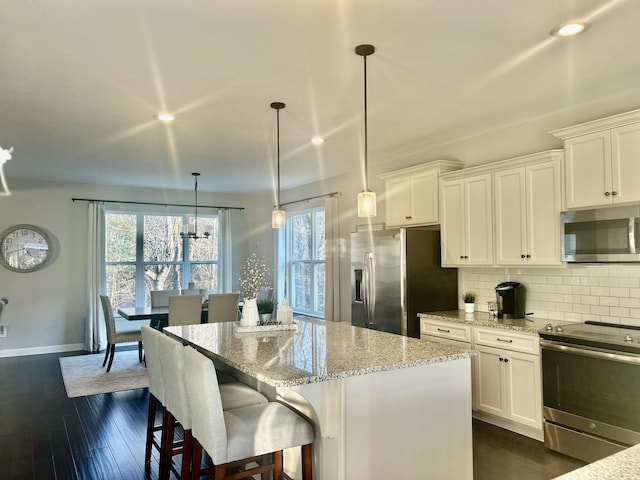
[551,109,640,209]
[440,173,493,266]
[379,160,462,227]
[473,327,541,432]
[420,317,471,348]
[493,151,562,266]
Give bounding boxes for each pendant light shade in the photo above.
[271,101,286,229]
[356,44,377,218]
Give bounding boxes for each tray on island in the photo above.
[233,322,298,334]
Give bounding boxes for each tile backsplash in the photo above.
[459,265,640,327]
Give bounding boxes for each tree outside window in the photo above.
[105,212,220,309]
[288,207,325,317]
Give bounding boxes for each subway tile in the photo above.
[600,297,619,307]
[580,295,599,305]
[564,312,583,322]
[599,277,619,287]
[580,277,600,287]
[571,285,590,295]
[572,304,591,314]
[563,294,581,303]
[620,297,640,308]
[609,287,630,297]
[563,276,581,286]
[590,305,610,316]
[590,286,610,296]
[619,277,640,288]
[610,307,630,317]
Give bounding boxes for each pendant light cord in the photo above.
[363,52,369,192]
[276,107,281,209]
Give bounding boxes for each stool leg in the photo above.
[301,444,313,480]
[181,429,193,480]
[102,343,111,367]
[191,440,203,480]
[106,344,115,372]
[145,394,158,468]
[273,450,283,479]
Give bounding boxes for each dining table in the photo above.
[117,305,208,328]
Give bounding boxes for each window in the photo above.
[105,211,220,308]
[287,207,325,317]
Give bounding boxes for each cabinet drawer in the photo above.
[422,334,471,349]
[473,327,539,354]
[421,319,471,343]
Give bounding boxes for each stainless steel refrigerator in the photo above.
[351,226,458,338]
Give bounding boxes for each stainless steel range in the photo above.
[539,321,640,463]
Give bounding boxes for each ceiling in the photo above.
[3,0,640,194]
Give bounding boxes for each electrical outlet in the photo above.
[0,325,6,337]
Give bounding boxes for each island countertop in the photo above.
[164,317,475,388]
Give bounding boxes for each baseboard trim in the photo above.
[473,410,544,442]
[0,343,85,358]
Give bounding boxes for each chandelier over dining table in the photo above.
[180,172,210,240]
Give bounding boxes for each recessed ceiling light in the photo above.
[551,21,590,38]
[156,112,175,123]
[310,137,325,145]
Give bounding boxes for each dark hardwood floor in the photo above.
[0,349,586,480]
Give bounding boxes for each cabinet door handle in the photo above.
[497,337,513,343]
[521,254,526,259]
[526,254,531,258]
[612,191,618,196]
[605,191,611,196]
[437,328,451,333]
[405,216,412,219]
[499,357,504,362]
[504,358,509,363]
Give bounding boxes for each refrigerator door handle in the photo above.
[363,252,375,327]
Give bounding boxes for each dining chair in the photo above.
[150,289,181,308]
[207,293,240,323]
[140,326,166,474]
[168,295,202,327]
[99,295,143,373]
[182,345,315,480]
[156,334,269,480]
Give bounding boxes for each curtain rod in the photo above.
[279,191,341,208]
[71,198,244,211]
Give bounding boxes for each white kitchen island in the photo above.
[164,318,476,480]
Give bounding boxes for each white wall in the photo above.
[0,178,258,356]
[460,265,640,327]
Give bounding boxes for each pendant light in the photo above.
[0,146,13,197]
[356,44,377,218]
[180,172,210,239]
[271,101,287,228]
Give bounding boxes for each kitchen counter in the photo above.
[553,443,640,479]
[419,310,574,334]
[165,318,474,480]
[164,317,475,387]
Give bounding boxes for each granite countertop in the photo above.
[164,318,475,388]
[553,444,640,479]
[418,310,575,334]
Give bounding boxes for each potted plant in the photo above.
[463,292,476,313]
[257,298,275,325]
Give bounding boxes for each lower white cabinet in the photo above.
[420,317,542,438]
[473,327,541,432]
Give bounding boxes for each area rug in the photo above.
[59,350,148,398]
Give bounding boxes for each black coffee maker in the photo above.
[495,282,526,319]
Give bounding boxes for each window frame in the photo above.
[286,206,325,318]
[104,210,221,308]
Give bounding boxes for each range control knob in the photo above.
[555,325,564,333]
[625,334,633,343]
[545,323,553,331]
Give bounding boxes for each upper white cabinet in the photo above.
[551,109,640,209]
[379,160,462,227]
[493,151,563,266]
[440,172,493,266]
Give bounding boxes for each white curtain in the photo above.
[219,209,233,292]
[324,195,341,322]
[85,202,106,352]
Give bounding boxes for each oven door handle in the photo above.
[540,339,640,365]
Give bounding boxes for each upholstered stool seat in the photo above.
[183,345,315,480]
[156,333,268,480]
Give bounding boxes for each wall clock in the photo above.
[0,224,53,273]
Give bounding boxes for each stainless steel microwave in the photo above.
[561,206,640,262]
